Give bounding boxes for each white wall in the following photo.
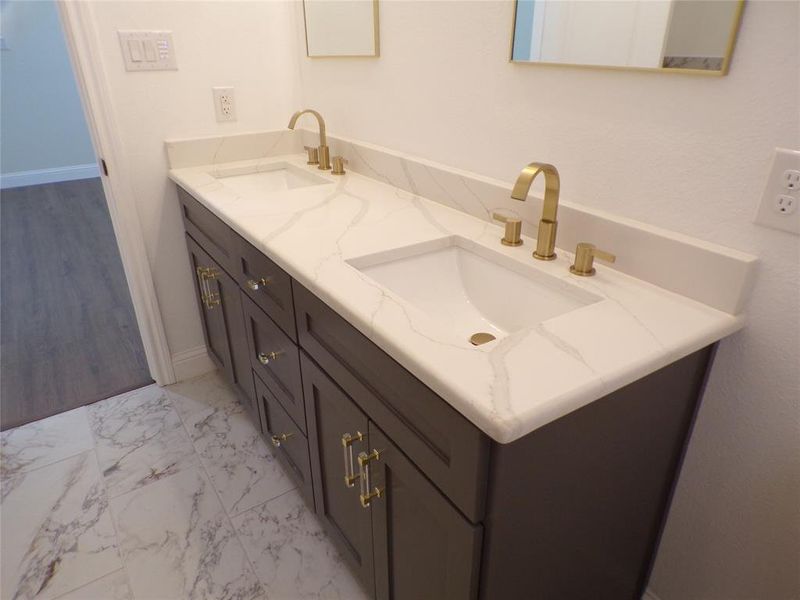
[293,2,799,599]
[0,0,95,175]
[664,0,740,58]
[83,0,300,366]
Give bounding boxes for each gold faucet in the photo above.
[288,109,331,170]
[510,162,560,260]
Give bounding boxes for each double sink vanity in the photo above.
[167,112,755,600]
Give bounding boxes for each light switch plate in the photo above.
[754,148,800,235]
[118,30,177,72]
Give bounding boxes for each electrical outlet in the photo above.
[783,169,800,191]
[754,148,800,235]
[212,87,236,122]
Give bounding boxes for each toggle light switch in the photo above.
[118,30,177,71]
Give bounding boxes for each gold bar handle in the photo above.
[257,351,283,365]
[304,145,319,165]
[196,266,220,309]
[341,431,363,488]
[246,277,272,291]
[570,242,617,277]
[270,432,293,447]
[492,212,523,247]
[357,449,384,508]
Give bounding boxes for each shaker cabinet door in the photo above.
[302,353,375,597]
[367,423,483,600]
[185,234,257,425]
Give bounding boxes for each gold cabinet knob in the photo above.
[304,145,319,165]
[246,277,271,291]
[257,351,283,365]
[570,243,616,277]
[270,432,293,447]
[492,212,523,247]
[332,155,348,176]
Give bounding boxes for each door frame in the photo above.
[57,1,176,385]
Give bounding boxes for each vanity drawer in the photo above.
[242,295,306,434]
[255,373,313,507]
[294,282,490,522]
[235,234,297,341]
[178,186,237,274]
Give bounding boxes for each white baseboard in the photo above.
[171,345,216,382]
[0,163,101,189]
[642,589,662,600]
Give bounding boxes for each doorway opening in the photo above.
[0,0,152,429]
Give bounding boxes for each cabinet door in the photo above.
[367,423,483,600]
[185,235,258,425]
[301,353,375,595]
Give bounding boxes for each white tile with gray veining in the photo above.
[88,384,199,498]
[1,406,94,480]
[110,466,264,600]
[233,488,371,600]
[2,374,355,600]
[168,371,296,516]
[168,136,755,443]
[1,450,122,600]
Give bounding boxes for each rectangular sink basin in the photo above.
[348,236,602,345]
[214,161,330,195]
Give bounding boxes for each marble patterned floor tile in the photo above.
[168,371,295,516]
[88,384,199,498]
[110,466,264,600]
[1,406,94,479]
[1,451,122,600]
[233,489,371,600]
[53,569,132,600]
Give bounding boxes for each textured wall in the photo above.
[0,0,95,174]
[292,2,800,598]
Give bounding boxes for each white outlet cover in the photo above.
[212,87,236,122]
[754,148,800,235]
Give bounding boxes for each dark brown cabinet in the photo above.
[368,423,483,600]
[178,185,716,600]
[185,235,257,423]
[302,354,376,593]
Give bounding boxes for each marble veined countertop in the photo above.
[169,154,745,443]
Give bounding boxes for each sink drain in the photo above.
[469,332,496,346]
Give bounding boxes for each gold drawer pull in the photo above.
[257,351,282,365]
[196,266,220,309]
[341,431,364,488]
[270,432,293,447]
[246,277,272,291]
[358,449,384,508]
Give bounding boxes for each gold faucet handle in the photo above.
[303,145,320,165]
[492,212,523,247]
[570,243,616,277]
[332,155,348,175]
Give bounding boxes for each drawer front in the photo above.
[255,374,313,506]
[234,234,296,341]
[242,295,306,434]
[294,282,490,522]
[178,186,236,273]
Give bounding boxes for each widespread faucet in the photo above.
[288,109,331,170]
[510,162,561,261]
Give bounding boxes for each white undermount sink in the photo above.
[214,161,330,195]
[348,236,602,345]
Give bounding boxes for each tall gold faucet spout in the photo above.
[288,109,327,146]
[510,162,561,260]
[288,109,331,170]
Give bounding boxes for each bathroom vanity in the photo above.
[169,133,754,600]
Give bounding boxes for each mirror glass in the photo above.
[511,0,742,73]
[303,0,379,57]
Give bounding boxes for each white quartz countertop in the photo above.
[169,154,744,443]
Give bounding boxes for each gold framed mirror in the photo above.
[510,0,744,75]
[303,0,380,58]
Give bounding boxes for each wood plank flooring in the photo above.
[1,178,152,430]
